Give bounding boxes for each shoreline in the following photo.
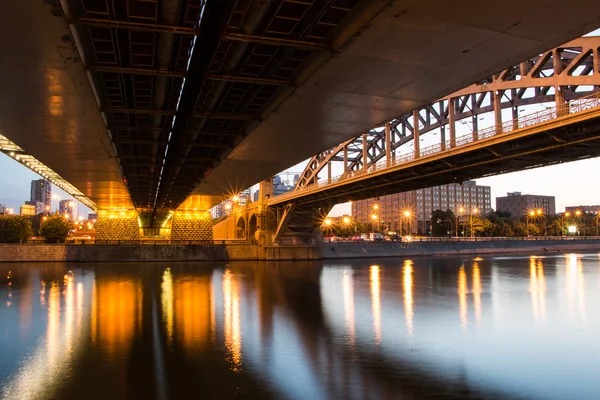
[1,239,600,262]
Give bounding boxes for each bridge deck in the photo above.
[269,94,600,206]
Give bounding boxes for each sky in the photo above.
[2,30,599,218]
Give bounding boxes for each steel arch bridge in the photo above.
[293,36,600,191]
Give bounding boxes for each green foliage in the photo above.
[431,209,455,236]
[40,215,73,243]
[0,215,33,243]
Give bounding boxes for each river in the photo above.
[1,253,599,399]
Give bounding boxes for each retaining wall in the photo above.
[322,239,600,259]
[2,240,600,262]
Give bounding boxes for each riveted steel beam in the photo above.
[89,65,186,78]
[69,17,196,35]
[206,74,292,86]
[222,33,329,51]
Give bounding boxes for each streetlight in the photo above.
[324,218,332,226]
[562,211,570,236]
[402,210,411,235]
[470,207,479,238]
[575,210,582,236]
[371,214,378,233]
[527,210,535,237]
[535,209,546,236]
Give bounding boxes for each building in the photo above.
[20,204,36,216]
[59,199,77,218]
[352,180,492,234]
[565,205,600,215]
[496,192,556,217]
[30,179,51,209]
[26,200,46,215]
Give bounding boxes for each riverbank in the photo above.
[321,239,600,259]
[1,239,600,262]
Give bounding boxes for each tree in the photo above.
[431,209,455,236]
[40,215,73,243]
[0,215,33,243]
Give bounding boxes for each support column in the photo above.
[471,94,478,141]
[385,122,392,166]
[413,111,420,158]
[171,209,213,241]
[440,126,446,151]
[493,90,502,134]
[343,145,348,177]
[595,47,600,78]
[511,89,519,131]
[95,209,140,241]
[448,98,456,148]
[362,133,368,172]
[555,86,567,116]
[553,49,568,117]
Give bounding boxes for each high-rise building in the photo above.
[30,179,51,209]
[496,192,556,217]
[59,199,77,219]
[352,181,492,234]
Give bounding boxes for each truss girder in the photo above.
[294,36,600,191]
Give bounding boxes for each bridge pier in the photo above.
[95,209,140,241]
[170,210,213,241]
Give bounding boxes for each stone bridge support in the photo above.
[95,209,140,241]
[170,210,213,241]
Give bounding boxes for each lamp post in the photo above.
[470,207,479,238]
[458,207,464,238]
[527,210,535,237]
[562,211,570,236]
[575,210,582,236]
[402,210,411,235]
[536,209,545,237]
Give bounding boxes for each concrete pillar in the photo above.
[385,122,392,166]
[95,209,140,241]
[362,133,368,172]
[448,98,456,148]
[171,210,213,241]
[413,111,420,158]
[259,178,274,201]
[493,91,502,134]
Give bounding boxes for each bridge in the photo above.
[0,1,599,241]
[215,36,600,243]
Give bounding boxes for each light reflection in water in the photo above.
[174,277,211,351]
[1,273,86,399]
[458,266,468,328]
[565,254,587,321]
[223,270,242,371]
[342,270,355,345]
[529,257,547,322]
[370,265,381,344]
[161,268,174,345]
[472,262,482,324]
[402,260,414,335]
[91,279,142,357]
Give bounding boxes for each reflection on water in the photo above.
[2,254,600,399]
[402,260,414,334]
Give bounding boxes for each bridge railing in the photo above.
[275,91,600,201]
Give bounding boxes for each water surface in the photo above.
[1,253,600,399]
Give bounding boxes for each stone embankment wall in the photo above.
[2,240,600,263]
[0,243,321,262]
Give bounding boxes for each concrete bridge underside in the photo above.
[1,1,600,222]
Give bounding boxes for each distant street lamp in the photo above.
[527,210,535,237]
[575,210,582,236]
[470,207,479,238]
[562,211,571,236]
[402,210,411,235]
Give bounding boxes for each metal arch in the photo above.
[294,36,600,191]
